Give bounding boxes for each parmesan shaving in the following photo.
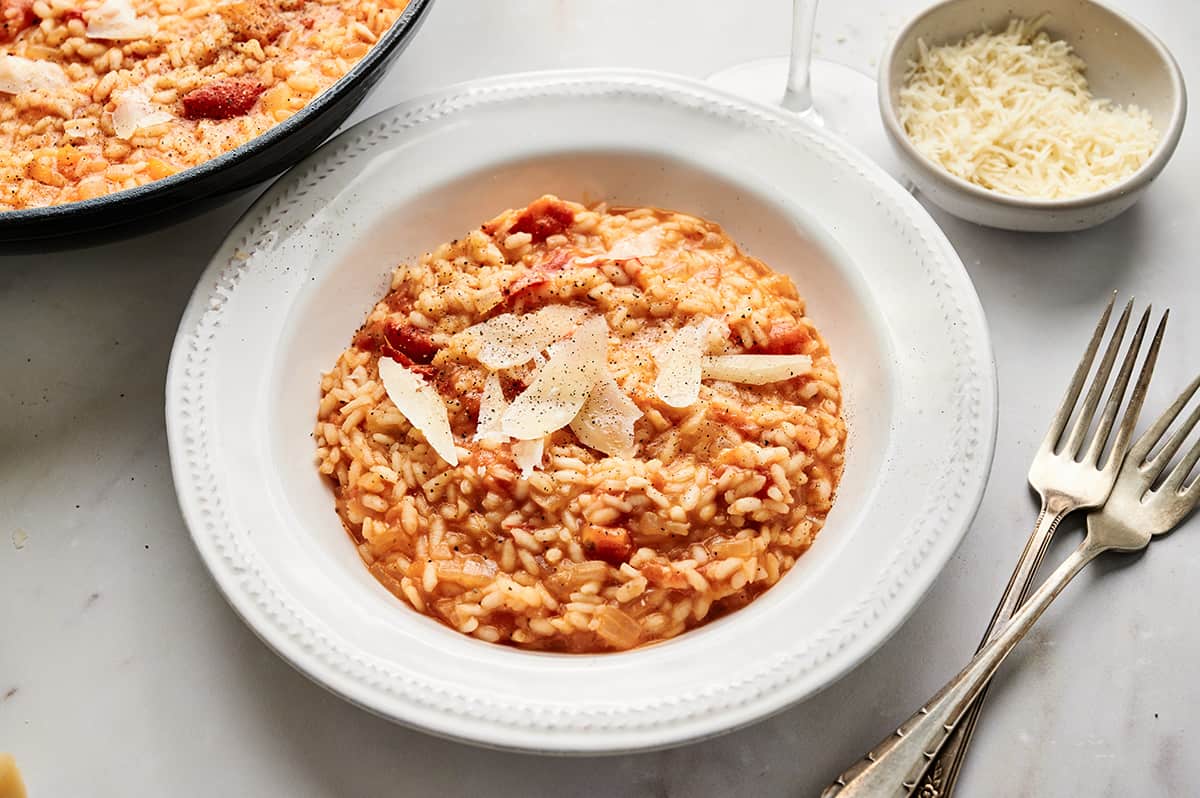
[377,357,459,467]
[87,0,155,39]
[570,372,643,458]
[474,372,509,443]
[111,88,173,139]
[0,56,67,95]
[512,438,546,477]
[899,17,1159,199]
[652,318,725,408]
[501,315,609,440]
[702,354,813,384]
[462,305,587,370]
[574,227,663,265]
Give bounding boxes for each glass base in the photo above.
[708,57,905,181]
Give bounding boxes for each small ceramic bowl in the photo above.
[879,0,1187,232]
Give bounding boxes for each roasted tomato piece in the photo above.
[181,79,264,120]
[497,247,574,310]
[508,197,576,243]
[1,0,36,42]
[762,322,810,354]
[581,525,633,566]
[383,319,438,365]
[352,325,381,353]
[735,321,810,355]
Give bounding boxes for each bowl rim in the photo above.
[165,67,1000,753]
[877,0,1189,211]
[0,0,435,226]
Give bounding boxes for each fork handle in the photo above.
[913,496,1072,796]
[821,537,1104,798]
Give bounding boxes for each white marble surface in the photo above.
[2,1,1198,795]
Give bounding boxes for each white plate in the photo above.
[166,69,997,754]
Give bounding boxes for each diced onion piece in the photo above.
[512,437,545,478]
[87,0,154,39]
[463,305,587,370]
[473,372,509,443]
[570,372,642,458]
[501,315,608,440]
[593,605,641,650]
[111,88,172,139]
[0,56,67,95]
[573,227,663,265]
[377,356,459,466]
[701,354,813,384]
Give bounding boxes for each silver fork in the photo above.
[822,371,1200,797]
[912,295,1166,797]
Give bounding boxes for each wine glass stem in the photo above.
[782,0,818,115]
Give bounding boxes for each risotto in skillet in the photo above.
[0,0,410,209]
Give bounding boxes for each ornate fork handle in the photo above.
[913,494,1073,796]
[821,537,1104,798]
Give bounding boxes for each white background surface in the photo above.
[1,1,1197,795]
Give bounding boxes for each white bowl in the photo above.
[879,0,1187,232]
[166,69,997,753]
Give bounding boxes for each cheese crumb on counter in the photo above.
[898,17,1159,199]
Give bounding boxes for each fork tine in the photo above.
[1086,305,1154,466]
[1146,391,1200,486]
[1041,291,1116,453]
[1062,298,1133,459]
[1163,430,1200,495]
[1130,373,1200,468]
[1097,309,1167,469]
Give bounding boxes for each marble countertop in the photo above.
[3,1,1198,795]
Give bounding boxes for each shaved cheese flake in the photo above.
[377,356,459,466]
[702,354,813,385]
[111,88,173,139]
[607,227,663,260]
[653,319,721,408]
[501,315,608,440]
[512,437,546,477]
[474,372,509,443]
[463,305,588,370]
[0,56,67,95]
[899,17,1158,199]
[570,372,642,458]
[574,227,663,265]
[87,0,154,39]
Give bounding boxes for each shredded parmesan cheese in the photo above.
[898,17,1159,199]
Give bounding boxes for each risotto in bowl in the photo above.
[316,195,847,652]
